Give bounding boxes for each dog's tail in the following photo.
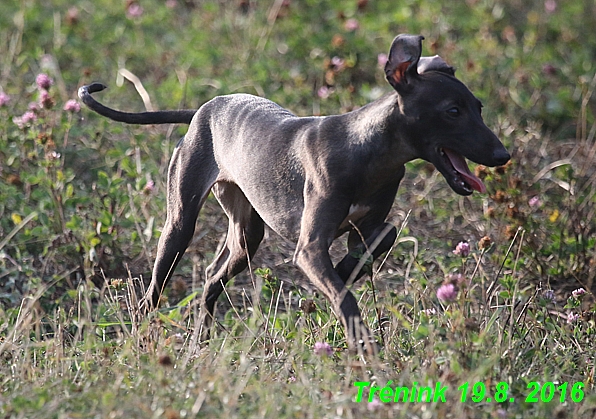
[78,83,196,125]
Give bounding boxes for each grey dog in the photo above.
[79,34,510,352]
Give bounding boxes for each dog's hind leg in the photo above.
[147,137,218,309]
[197,181,265,342]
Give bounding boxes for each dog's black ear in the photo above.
[384,34,424,91]
[417,55,455,76]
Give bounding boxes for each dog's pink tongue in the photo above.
[443,148,486,193]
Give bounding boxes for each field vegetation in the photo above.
[1,0,595,417]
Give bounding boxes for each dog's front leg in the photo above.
[293,195,377,354]
[335,222,398,286]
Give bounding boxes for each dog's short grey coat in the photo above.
[80,34,510,352]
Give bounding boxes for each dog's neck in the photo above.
[342,92,420,166]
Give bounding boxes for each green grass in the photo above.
[1,0,595,417]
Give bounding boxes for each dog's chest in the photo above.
[338,204,371,231]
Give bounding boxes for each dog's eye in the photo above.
[447,107,460,117]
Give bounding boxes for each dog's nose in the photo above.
[493,149,510,166]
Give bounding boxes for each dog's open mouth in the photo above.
[439,147,486,195]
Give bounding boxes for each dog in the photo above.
[79,34,510,353]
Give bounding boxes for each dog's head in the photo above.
[385,34,510,196]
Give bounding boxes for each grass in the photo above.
[1,0,595,417]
